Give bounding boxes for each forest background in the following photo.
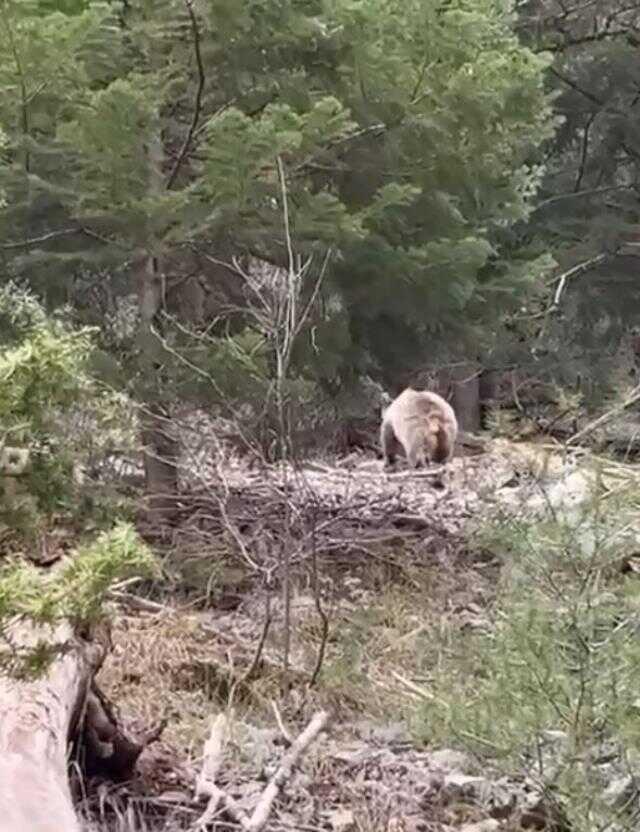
[2,1,640,830]
[2,0,639,503]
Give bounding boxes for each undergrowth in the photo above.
[408,466,640,831]
[0,282,138,550]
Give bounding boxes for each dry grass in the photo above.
[99,608,301,754]
[99,530,498,760]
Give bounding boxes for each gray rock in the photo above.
[483,779,517,819]
[540,730,568,746]
[370,721,411,745]
[460,822,500,832]
[429,748,473,772]
[330,744,378,765]
[442,772,493,802]
[590,740,620,766]
[602,775,639,809]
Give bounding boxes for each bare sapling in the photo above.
[219,156,332,681]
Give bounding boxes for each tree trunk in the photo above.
[479,367,500,428]
[479,368,500,406]
[451,362,481,433]
[140,401,179,521]
[136,120,178,524]
[0,621,144,831]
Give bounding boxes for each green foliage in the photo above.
[176,328,271,405]
[59,79,156,203]
[0,283,93,514]
[0,282,134,533]
[513,4,640,394]
[0,522,156,677]
[0,0,125,296]
[0,0,558,403]
[321,0,556,378]
[410,475,640,829]
[59,76,191,242]
[0,291,94,427]
[0,522,156,624]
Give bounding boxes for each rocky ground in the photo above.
[87,413,640,831]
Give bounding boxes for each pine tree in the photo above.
[0,0,557,494]
[516,0,640,397]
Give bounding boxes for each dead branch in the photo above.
[194,710,329,831]
[308,515,329,689]
[247,709,329,829]
[0,619,147,830]
[0,228,78,249]
[194,712,229,826]
[270,699,293,746]
[567,384,640,446]
[385,465,446,479]
[108,590,172,614]
[228,601,272,707]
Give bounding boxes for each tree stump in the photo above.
[451,362,481,433]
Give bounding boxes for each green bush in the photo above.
[0,522,157,676]
[410,475,640,830]
[0,282,136,541]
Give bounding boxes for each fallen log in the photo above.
[0,618,147,832]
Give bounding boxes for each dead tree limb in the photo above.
[0,619,150,831]
[194,709,330,831]
[567,384,640,446]
[0,621,105,831]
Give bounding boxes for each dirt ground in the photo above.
[88,426,618,831]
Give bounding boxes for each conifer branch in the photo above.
[532,185,637,213]
[549,68,631,121]
[545,28,637,52]
[0,226,127,250]
[0,229,79,249]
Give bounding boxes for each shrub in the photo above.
[0,282,136,544]
[410,471,640,830]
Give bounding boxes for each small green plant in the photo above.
[0,522,156,625]
[483,404,519,438]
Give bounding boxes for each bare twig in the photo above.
[108,591,171,615]
[388,669,448,706]
[166,0,205,189]
[574,112,597,193]
[550,254,608,309]
[270,699,293,746]
[0,224,127,250]
[385,465,446,480]
[534,253,609,346]
[0,228,78,249]
[532,185,634,213]
[308,508,329,689]
[229,604,272,707]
